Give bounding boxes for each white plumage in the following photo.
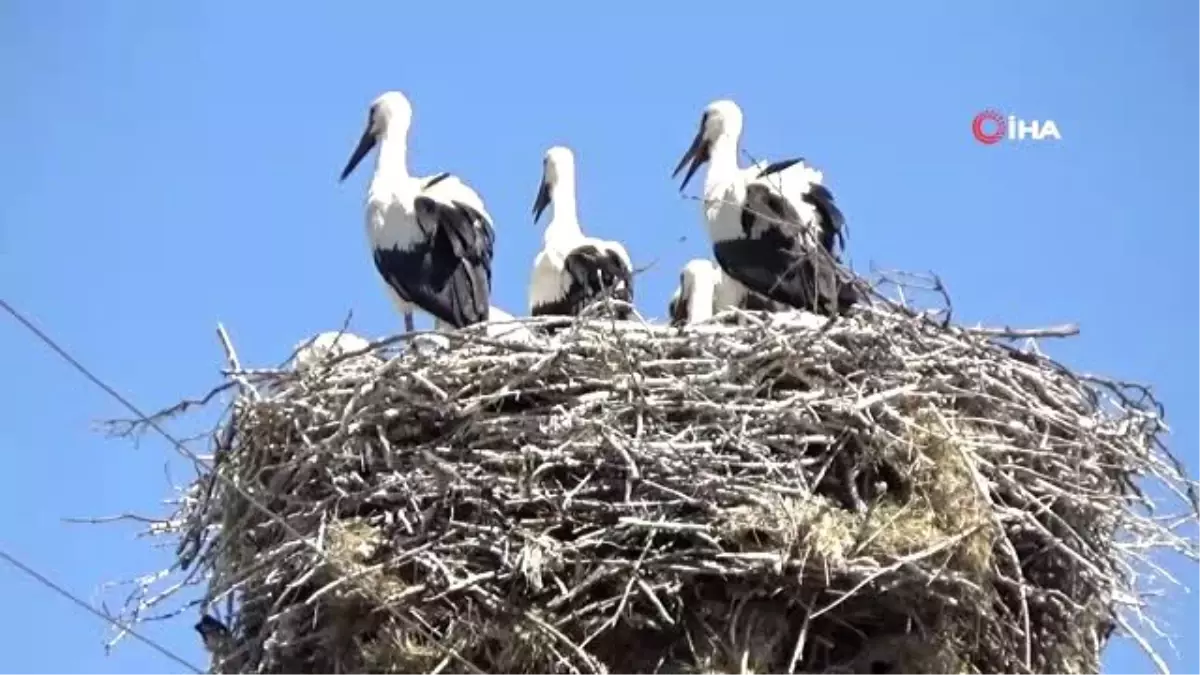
[667,258,788,326]
[339,91,495,332]
[483,305,535,344]
[291,331,372,372]
[528,146,634,320]
[403,305,537,353]
[672,99,858,317]
[667,259,732,325]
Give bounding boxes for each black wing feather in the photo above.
[531,245,633,319]
[373,196,494,329]
[559,246,633,317]
[740,289,789,312]
[719,183,859,318]
[750,158,848,256]
[741,183,801,236]
[713,237,857,316]
[800,183,847,254]
[423,172,452,189]
[756,157,806,178]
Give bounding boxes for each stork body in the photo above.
[673,100,858,317]
[529,146,634,319]
[291,331,372,372]
[667,258,786,326]
[340,91,495,331]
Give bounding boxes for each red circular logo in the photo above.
[972,109,1006,145]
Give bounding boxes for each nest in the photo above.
[108,297,1196,674]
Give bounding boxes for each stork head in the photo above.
[533,145,575,223]
[680,258,721,299]
[672,99,744,191]
[339,91,414,182]
[667,285,684,326]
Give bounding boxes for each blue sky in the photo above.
[1,1,1195,672]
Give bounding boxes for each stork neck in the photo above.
[544,179,583,247]
[704,135,741,193]
[550,176,579,225]
[544,216,584,250]
[374,129,410,182]
[688,279,715,322]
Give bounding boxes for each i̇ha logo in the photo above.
[972,109,1061,145]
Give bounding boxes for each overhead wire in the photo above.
[0,297,483,673]
[0,545,204,673]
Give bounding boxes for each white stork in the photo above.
[666,258,787,326]
[529,146,634,319]
[290,331,372,372]
[339,91,495,332]
[672,100,859,317]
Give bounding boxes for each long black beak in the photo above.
[672,124,711,192]
[668,273,688,326]
[532,174,552,224]
[339,124,377,182]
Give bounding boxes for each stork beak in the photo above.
[668,278,687,326]
[532,173,552,224]
[339,120,377,182]
[668,296,683,326]
[672,119,711,192]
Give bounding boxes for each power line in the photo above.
[0,545,203,673]
[0,299,176,454]
[0,297,318,556]
[0,298,484,674]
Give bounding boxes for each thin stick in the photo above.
[966,323,1081,338]
[90,301,1195,675]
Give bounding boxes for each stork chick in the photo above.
[667,258,787,326]
[529,146,634,320]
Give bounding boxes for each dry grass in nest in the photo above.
[101,290,1197,674]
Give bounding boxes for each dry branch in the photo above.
[103,294,1196,674]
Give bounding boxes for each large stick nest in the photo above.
[110,297,1196,674]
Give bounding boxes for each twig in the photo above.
[966,323,1081,339]
[91,304,1195,675]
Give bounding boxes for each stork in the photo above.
[339,91,495,332]
[667,258,786,326]
[290,331,372,372]
[672,100,859,317]
[529,146,634,320]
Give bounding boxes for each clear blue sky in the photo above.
[1,1,1195,672]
